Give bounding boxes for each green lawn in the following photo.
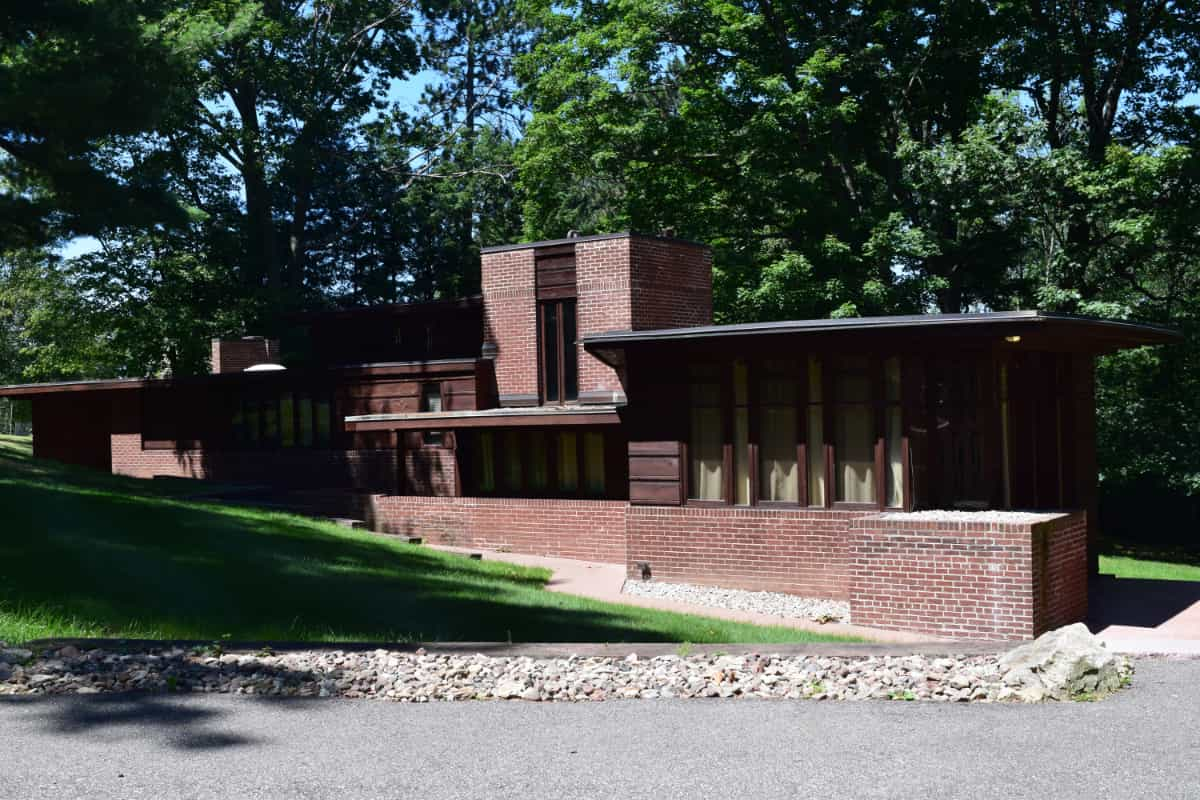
[1100,538,1200,582]
[0,434,855,646]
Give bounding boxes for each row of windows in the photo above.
[688,356,904,508]
[231,392,333,449]
[468,429,608,497]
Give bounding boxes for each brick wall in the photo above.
[402,443,457,496]
[211,337,280,373]
[848,513,1089,640]
[1033,513,1090,634]
[626,506,869,600]
[480,247,537,405]
[368,495,628,563]
[575,237,634,400]
[629,238,713,330]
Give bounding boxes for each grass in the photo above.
[1100,538,1200,582]
[0,434,857,646]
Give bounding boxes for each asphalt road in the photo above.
[2,658,1198,800]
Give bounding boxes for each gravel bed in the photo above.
[0,644,1126,703]
[622,580,849,623]
[875,509,1064,523]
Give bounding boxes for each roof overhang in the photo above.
[344,405,622,432]
[0,377,148,398]
[583,311,1181,369]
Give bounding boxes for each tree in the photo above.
[0,1,190,247]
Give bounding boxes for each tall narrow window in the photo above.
[807,356,826,506]
[280,392,296,447]
[583,431,606,496]
[558,432,579,492]
[315,398,332,447]
[688,364,724,500]
[885,357,903,508]
[297,392,314,447]
[834,356,875,503]
[477,431,496,493]
[732,360,751,505]
[529,431,549,491]
[759,359,799,502]
[999,362,1012,508]
[501,430,522,491]
[420,383,444,445]
[539,299,578,403]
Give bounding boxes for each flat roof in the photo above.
[584,310,1179,356]
[480,231,709,254]
[0,377,149,397]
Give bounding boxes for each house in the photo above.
[0,233,1178,640]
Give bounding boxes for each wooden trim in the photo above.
[345,410,621,432]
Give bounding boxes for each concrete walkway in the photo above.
[1091,574,1200,655]
[431,545,936,644]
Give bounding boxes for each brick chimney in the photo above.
[480,232,712,406]
[211,336,281,374]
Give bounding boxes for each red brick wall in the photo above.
[211,338,280,373]
[368,495,628,563]
[626,506,869,600]
[480,247,537,404]
[1033,512,1089,634]
[848,513,1088,640]
[575,238,633,400]
[629,238,713,330]
[402,443,457,496]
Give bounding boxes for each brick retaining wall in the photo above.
[368,495,628,563]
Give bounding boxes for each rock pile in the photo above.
[0,626,1132,703]
[621,580,849,623]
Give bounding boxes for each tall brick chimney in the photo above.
[479,232,712,406]
[211,336,281,374]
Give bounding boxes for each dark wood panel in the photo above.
[630,480,682,506]
[443,392,477,412]
[343,382,421,400]
[344,397,420,415]
[629,455,681,480]
[628,440,681,457]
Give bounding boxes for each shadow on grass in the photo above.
[1100,537,1200,569]
[0,476,782,645]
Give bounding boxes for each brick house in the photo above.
[0,233,1178,640]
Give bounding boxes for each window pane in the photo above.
[562,300,578,402]
[542,302,559,402]
[315,398,331,447]
[502,431,522,491]
[529,431,549,490]
[478,432,496,492]
[807,407,825,505]
[262,398,280,447]
[807,355,823,403]
[836,404,875,502]
[297,393,314,447]
[583,431,605,496]
[558,432,579,491]
[246,399,261,446]
[280,392,295,447]
[232,398,247,446]
[689,366,724,500]
[733,360,749,505]
[886,406,903,507]
[421,383,442,412]
[760,405,798,502]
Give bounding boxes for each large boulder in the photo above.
[997,623,1131,702]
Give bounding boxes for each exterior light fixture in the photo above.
[1004,335,1021,343]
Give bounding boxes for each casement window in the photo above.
[684,356,906,510]
[469,428,612,499]
[539,298,578,403]
[231,391,332,449]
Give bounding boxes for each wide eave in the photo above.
[583,311,1180,369]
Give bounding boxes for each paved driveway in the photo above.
[1,658,1197,800]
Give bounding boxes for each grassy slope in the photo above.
[0,435,853,645]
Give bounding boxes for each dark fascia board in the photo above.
[286,295,483,323]
[583,310,1181,349]
[480,231,710,254]
[0,357,485,398]
[0,377,148,398]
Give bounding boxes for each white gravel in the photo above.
[622,580,849,623]
[874,509,1065,523]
